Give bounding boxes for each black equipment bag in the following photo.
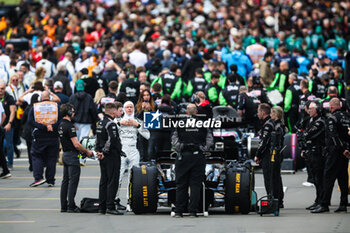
[80,198,100,213]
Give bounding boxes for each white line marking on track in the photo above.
[0,221,35,223]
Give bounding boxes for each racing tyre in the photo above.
[129,163,158,214]
[225,162,252,214]
[282,134,304,171]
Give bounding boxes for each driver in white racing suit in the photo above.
[114,101,150,210]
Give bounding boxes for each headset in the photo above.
[309,100,322,115]
[67,104,74,117]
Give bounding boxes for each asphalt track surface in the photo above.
[0,159,349,233]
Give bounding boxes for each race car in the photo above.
[128,106,259,215]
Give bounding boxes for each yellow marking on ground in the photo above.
[0,209,59,211]
[0,198,59,200]
[0,221,35,223]
[0,187,127,190]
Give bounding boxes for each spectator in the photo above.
[97,81,119,119]
[21,94,40,172]
[6,74,24,103]
[161,50,173,69]
[80,68,99,99]
[20,63,35,89]
[36,51,56,79]
[182,46,204,83]
[128,42,148,68]
[57,52,75,81]
[245,37,267,64]
[69,79,98,142]
[53,81,69,105]
[259,52,274,86]
[31,67,46,86]
[0,100,10,178]
[52,65,73,97]
[101,63,118,84]
[221,45,252,79]
[0,80,16,169]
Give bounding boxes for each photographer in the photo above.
[59,104,94,213]
[171,104,213,217]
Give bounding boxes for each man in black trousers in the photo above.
[171,104,213,217]
[312,98,350,213]
[254,103,285,208]
[301,101,326,211]
[28,90,60,187]
[0,100,10,178]
[59,104,93,213]
[96,103,124,215]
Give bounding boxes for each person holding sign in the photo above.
[28,90,61,187]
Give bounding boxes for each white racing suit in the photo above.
[115,118,150,199]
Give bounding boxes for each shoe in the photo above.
[48,183,55,187]
[126,204,131,212]
[115,198,127,211]
[302,181,314,187]
[60,209,67,213]
[29,179,46,187]
[67,207,80,213]
[334,206,347,213]
[0,172,11,179]
[306,203,318,210]
[15,147,21,158]
[79,158,86,166]
[7,165,12,171]
[279,204,284,209]
[174,212,183,218]
[106,209,124,215]
[311,205,329,213]
[189,212,198,218]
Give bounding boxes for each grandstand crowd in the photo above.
[0,0,349,173]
